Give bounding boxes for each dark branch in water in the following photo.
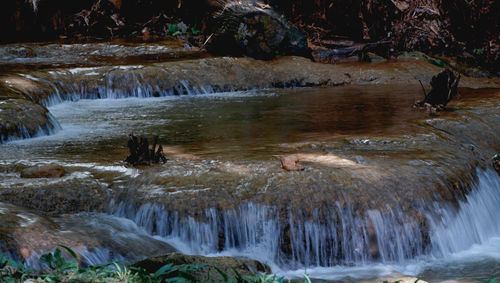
[125,133,168,166]
[418,79,427,99]
[414,69,460,111]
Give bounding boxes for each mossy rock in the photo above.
[133,253,271,281]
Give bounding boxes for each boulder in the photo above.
[0,98,59,143]
[133,253,271,281]
[20,164,66,178]
[206,2,311,60]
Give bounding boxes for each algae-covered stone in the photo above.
[133,253,271,281]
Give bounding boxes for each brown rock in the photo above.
[493,154,500,175]
[21,164,66,178]
[277,155,304,171]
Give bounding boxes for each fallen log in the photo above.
[414,69,460,110]
[206,1,311,60]
[125,134,168,166]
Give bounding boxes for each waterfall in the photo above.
[428,169,500,256]
[110,169,500,269]
[0,113,61,143]
[36,71,221,107]
[110,200,426,267]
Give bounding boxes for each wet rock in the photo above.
[0,173,107,215]
[20,164,66,178]
[364,52,387,63]
[0,98,59,143]
[133,253,271,281]
[0,202,175,267]
[276,155,304,171]
[360,277,428,283]
[493,154,500,175]
[7,47,36,58]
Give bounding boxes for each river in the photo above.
[1,43,500,282]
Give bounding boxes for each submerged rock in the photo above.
[20,164,66,178]
[133,253,271,281]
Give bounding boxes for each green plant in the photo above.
[473,48,485,55]
[1,254,30,282]
[1,247,318,283]
[476,277,497,283]
[39,245,79,274]
[191,27,201,35]
[167,23,179,35]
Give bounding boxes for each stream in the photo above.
[1,45,500,281]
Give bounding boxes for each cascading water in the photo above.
[1,77,499,281]
[33,69,223,107]
[428,169,500,257]
[0,113,61,143]
[109,197,425,267]
[109,168,500,279]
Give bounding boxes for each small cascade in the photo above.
[428,169,500,257]
[0,113,61,143]
[109,200,426,268]
[109,169,500,270]
[35,71,224,107]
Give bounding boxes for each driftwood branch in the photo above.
[418,79,427,98]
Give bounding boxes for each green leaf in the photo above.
[167,23,179,35]
[191,27,201,35]
[213,266,232,283]
[58,245,80,267]
[154,263,175,277]
[40,253,55,270]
